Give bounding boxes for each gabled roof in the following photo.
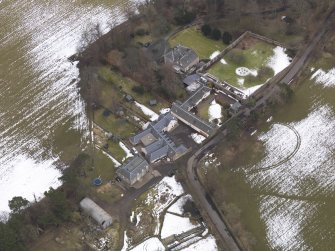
[171,102,217,136]
[165,45,198,70]
[117,155,149,183]
[183,74,201,86]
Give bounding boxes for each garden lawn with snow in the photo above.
[207,38,291,94]
[143,176,184,234]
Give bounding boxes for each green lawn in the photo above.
[169,26,226,59]
[208,40,276,89]
[107,141,126,163]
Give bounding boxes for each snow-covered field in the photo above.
[0,0,140,214]
[310,68,335,87]
[246,105,335,250]
[0,155,62,214]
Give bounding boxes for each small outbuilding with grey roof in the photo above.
[79,197,113,229]
[117,155,149,185]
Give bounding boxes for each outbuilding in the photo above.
[79,197,113,229]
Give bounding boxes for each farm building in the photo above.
[130,112,188,163]
[79,197,113,229]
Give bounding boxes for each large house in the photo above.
[164,45,199,73]
[116,155,149,186]
[130,112,188,163]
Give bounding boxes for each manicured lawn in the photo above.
[169,26,226,59]
[208,40,276,89]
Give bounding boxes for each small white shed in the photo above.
[79,197,113,229]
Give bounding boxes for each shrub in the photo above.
[211,28,221,40]
[135,28,147,36]
[174,10,196,25]
[103,109,110,117]
[222,31,232,45]
[201,24,212,37]
[132,85,145,95]
[227,51,245,65]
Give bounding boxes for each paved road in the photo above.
[186,133,243,251]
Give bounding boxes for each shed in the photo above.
[149,99,157,106]
[230,101,242,115]
[79,197,113,229]
[125,95,134,102]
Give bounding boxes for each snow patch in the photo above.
[119,141,134,161]
[237,78,245,86]
[167,194,193,215]
[208,100,222,124]
[161,213,200,238]
[220,58,227,64]
[99,147,121,167]
[135,101,159,121]
[191,133,206,144]
[310,68,335,87]
[130,237,165,251]
[210,51,220,60]
[121,231,130,251]
[267,46,291,75]
[160,108,170,114]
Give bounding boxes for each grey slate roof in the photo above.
[231,101,242,112]
[164,45,199,71]
[117,155,149,185]
[183,74,201,86]
[171,102,217,137]
[143,138,165,155]
[182,86,211,110]
[148,145,169,163]
[129,112,187,163]
[130,128,152,145]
